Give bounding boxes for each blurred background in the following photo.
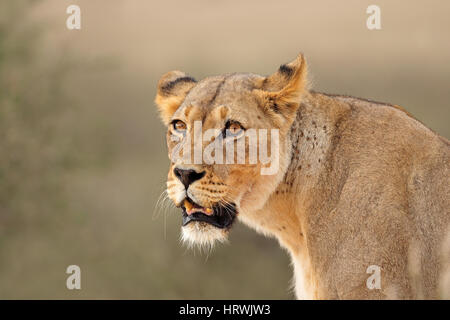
[0,0,448,299]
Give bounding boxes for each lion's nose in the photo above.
[173,168,206,189]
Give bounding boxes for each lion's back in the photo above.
[331,94,450,298]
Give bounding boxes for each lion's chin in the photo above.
[181,222,229,249]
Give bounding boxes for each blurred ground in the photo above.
[0,0,448,299]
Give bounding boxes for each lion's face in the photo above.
[155,55,307,246]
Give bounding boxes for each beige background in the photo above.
[0,0,448,298]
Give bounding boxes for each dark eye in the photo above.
[172,120,187,133]
[223,120,244,138]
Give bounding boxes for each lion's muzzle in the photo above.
[181,198,237,229]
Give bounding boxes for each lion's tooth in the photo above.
[205,208,212,214]
[184,199,193,211]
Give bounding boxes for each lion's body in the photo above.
[155,54,450,299]
[240,91,450,299]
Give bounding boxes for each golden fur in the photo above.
[155,54,450,299]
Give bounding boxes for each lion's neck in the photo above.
[243,92,348,248]
[239,91,351,297]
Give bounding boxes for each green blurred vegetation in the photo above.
[0,0,292,299]
[0,1,75,247]
[0,0,108,297]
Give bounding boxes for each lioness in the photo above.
[155,54,450,299]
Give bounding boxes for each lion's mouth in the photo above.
[181,198,237,229]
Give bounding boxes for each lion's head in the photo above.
[155,54,308,247]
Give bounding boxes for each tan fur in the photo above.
[155,54,450,299]
[155,71,197,124]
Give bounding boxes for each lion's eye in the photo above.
[172,120,187,133]
[223,120,244,138]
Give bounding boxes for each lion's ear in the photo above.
[255,54,308,125]
[155,71,197,125]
